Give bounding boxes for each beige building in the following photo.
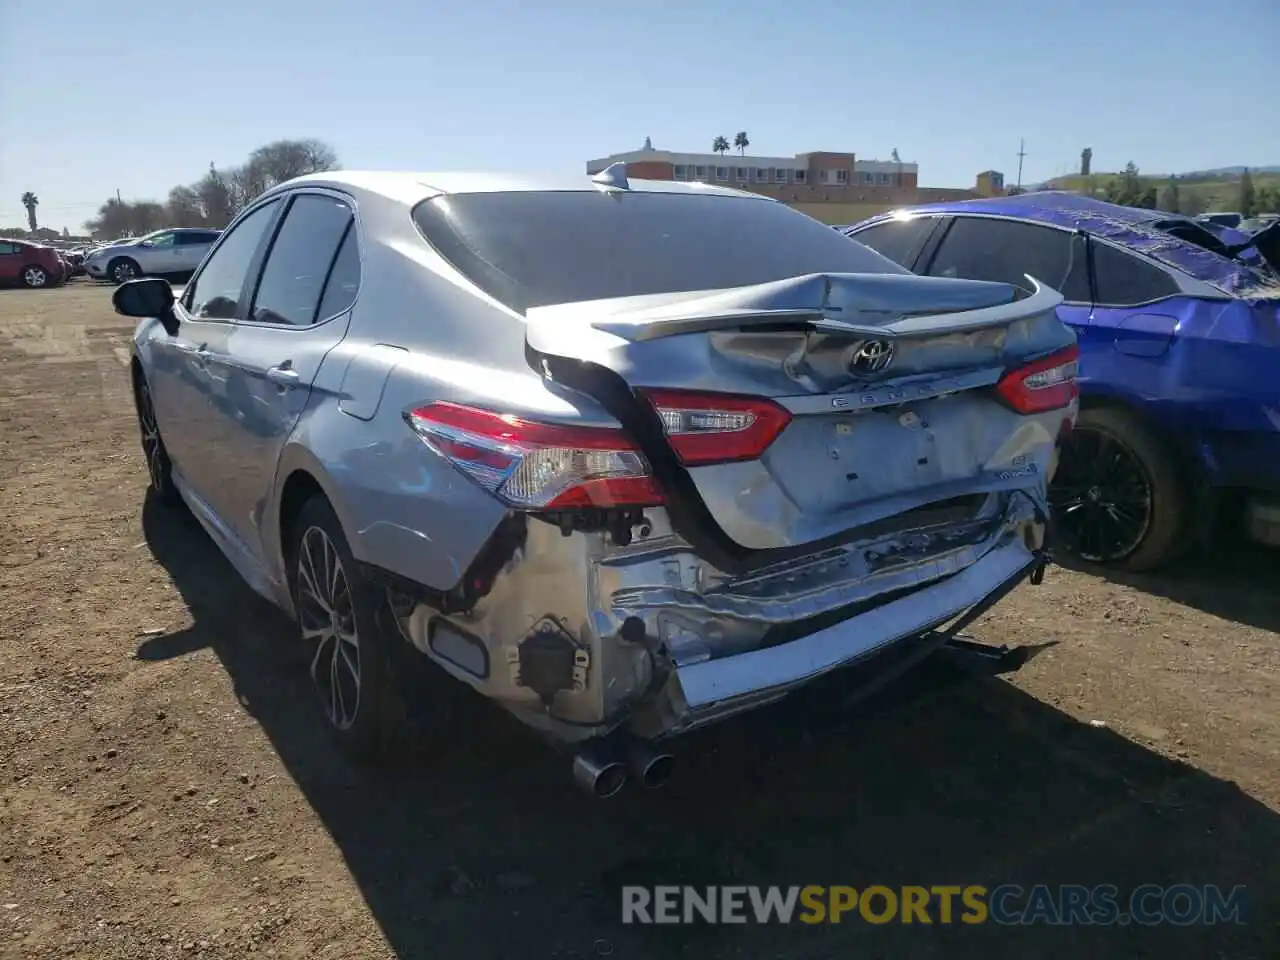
[586,139,1006,224]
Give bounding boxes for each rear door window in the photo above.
[923,216,1090,301]
[315,226,361,320]
[848,216,938,268]
[1090,241,1180,305]
[249,194,355,326]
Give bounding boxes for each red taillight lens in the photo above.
[639,389,792,465]
[406,402,663,509]
[994,345,1080,414]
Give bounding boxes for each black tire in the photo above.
[1050,406,1187,571]
[133,370,182,507]
[20,264,49,288]
[287,495,411,760]
[107,257,141,284]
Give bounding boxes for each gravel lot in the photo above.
[1,283,1278,959]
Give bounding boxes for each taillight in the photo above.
[639,389,792,465]
[994,345,1080,414]
[406,402,663,509]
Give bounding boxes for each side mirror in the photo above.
[113,278,179,335]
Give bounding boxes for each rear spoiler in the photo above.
[525,273,1063,356]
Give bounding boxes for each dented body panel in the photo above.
[525,274,1072,551]
[396,492,1044,742]
[1079,295,1280,493]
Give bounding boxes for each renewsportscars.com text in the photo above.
[621,884,1248,926]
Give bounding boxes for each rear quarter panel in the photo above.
[1079,296,1280,488]
[274,196,617,593]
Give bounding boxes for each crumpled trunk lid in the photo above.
[524,271,1074,561]
[1243,218,1280,274]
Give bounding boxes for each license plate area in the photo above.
[766,402,979,510]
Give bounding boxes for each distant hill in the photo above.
[1030,167,1280,213]
[1174,165,1280,178]
[1032,165,1280,188]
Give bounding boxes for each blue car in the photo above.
[844,193,1280,570]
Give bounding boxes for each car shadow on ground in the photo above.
[1055,539,1280,634]
[136,494,1280,960]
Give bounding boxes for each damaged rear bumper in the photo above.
[390,492,1046,743]
[655,536,1039,733]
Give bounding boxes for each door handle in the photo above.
[266,364,300,387]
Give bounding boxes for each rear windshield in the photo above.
[411,190,909,313]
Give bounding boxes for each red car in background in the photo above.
[0,239,67,288]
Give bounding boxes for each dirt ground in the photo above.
[1,283,1277,960]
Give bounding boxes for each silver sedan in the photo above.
[116,168,1078,796]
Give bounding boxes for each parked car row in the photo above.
[113,167,1080,794]
[0,238,73,288]
[83,228,222,284]
[0,231,192,288]
[843,193,1280,569]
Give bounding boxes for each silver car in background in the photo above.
[116,168,1079,796]
[85,227,221,283]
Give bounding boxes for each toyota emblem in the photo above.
[848,339,895,375]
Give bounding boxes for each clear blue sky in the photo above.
[2,0,1276,232]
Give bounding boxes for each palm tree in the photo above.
[20,192,38,233]
[712,136,730,157]
[734,132,750,156]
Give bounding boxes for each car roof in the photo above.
[266,169,773,207]
[859,192,1276,298]
[135,228,217,238]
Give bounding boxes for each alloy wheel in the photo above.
[112,261,137,283]
[1049,427,1154,562]
[137,381,167,492]
[296,526,362,731]
[22,266,47,287]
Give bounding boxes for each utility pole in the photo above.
[1016,139,1027,191]
[116,188,122,203]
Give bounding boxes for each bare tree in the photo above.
[194,163,235,228]
[166,186,205,226]
[83,139,340,234]
[84,198,135,239]
[247,138,339,183]
[130,202,166,234]
[228,164,269,215]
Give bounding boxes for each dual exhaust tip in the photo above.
[572,740,674,798]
